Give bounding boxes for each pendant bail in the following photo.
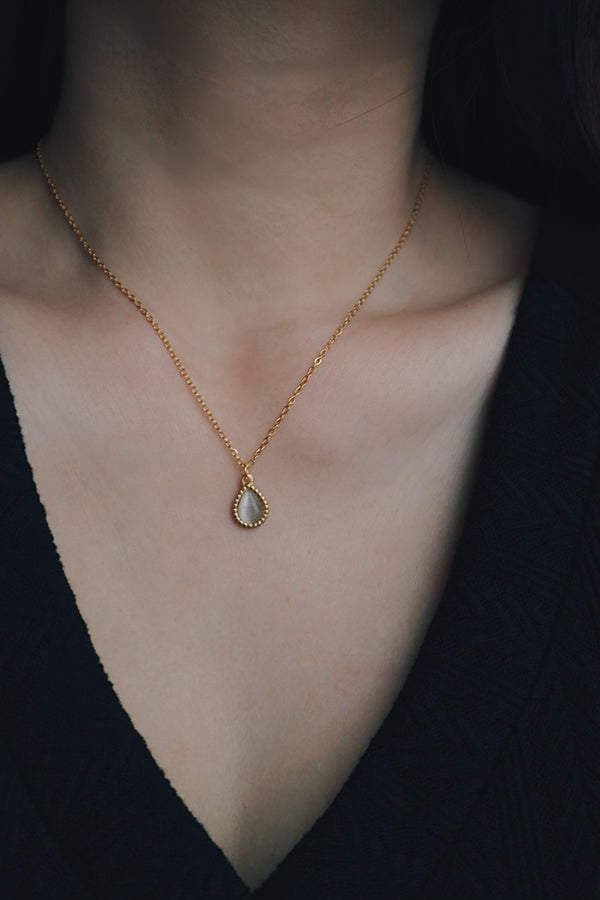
[241,464,254,488]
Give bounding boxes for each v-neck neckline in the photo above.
[2,214,597,898]
[253,214,584,897]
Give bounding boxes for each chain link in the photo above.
[36,143,431,475]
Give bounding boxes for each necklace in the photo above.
[36,142,432,529]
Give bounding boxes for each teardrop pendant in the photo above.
[233,476,269,528]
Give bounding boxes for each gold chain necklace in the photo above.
[36,142,432,529]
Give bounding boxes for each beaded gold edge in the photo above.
[232,485,270,529]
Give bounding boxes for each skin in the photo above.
[0,0,539,889]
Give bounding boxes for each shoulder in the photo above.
[431,163,597,301]
[406,162,542,324]
[435,164,600,349]
[0,154,46,307]
[0,151,84,306]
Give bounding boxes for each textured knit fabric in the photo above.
[1,216,600,899]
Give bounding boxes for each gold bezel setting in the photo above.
[232,484,269,528]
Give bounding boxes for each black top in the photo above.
[1,216,600,899]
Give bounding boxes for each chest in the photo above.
[0,293,516,887]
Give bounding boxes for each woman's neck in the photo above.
[43,0,441,319]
